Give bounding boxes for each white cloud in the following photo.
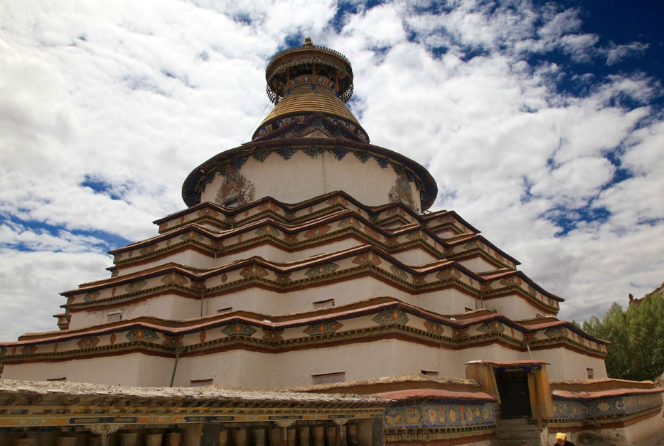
[606,41,649,66]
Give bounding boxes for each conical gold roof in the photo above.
[259,84,361,126]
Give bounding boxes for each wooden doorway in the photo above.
[496,371,532,419]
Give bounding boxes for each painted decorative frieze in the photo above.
[125,280,147,293]
[139,244,158,255]
[276,147,296,160]
[545,326,566,338]
[179,231,204,242]
[553,393,662,420]
[126,328,159,342]
[258,202,281,213]
[476,321,505,334]
[252,149,271,163]
[162,335,183,347]
[405,230,428,242]
[389,265,409,281]
[21,345,37,355]
[384,401,495,429]
[262,329,284,342]
[161,273,189,286]
[424,320,445,335]
[221,323,257,337]
[304,263,339,278]
[337,217,361,229]
[436,269,462,281]
[329,147,348,160]
[196,207,219,218]
[353,151,371,163]
[303,225,331,239]
[277,273,292,284]
[240,265,269,279]
[255,225,281,237]
[452,327,469,338]
[77,336,100,349]
[363,225,381,240]
[303,321,343,336]
[303,146,324,158]
[352,252,382,267]
[500,276,523,286]
[83,291,101,303]
[372,309,409,326]
[326,196,349,206]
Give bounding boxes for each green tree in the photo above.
[583,291,664,381]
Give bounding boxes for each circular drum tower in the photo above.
[183,37,438,213]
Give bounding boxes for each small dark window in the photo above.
[313,299,335,309]
[107,312,122,322]
[312,372,345,384]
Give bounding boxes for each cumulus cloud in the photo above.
[0,0,662,341]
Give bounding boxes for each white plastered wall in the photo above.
[3,338,604,386]
[200,277,482,317]
[391,248,438,266]
[531,347,608,379]
[173,339,545,387]
[1,353,174,387]
[118,239,365,275]
[200,151,422,210]
[69,280,553,328]
[69,294,198,329]
[457,257,499,274]
[484,294,550,320]
[173,339,458,387]
[118,250,213,276]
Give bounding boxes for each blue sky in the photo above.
[1,0,663,340]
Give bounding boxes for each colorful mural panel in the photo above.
[388,172,419,212]
[255,226,281,238]
[221,324,257,337]
[424,320,445,335]
[552,393,662,420]
[337,217,361,229]
[373,309,409,326]
[240,265,269,279]
[303,225,332,239]
[352,252,382,267]
[83,291,101,303]
[385,401,496,429]
[262,329,284,342]
[476,321,505,334]
[161,273,189,286]
[77,336,100,350]
[304,263,339,278]
[389,265,409,281]
[303,321,343,336]
[126,328,159,342]
[215,165,256,207]
[125,280,147,293]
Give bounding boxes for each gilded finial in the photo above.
[304,36,313,46]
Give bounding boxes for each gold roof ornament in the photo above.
[253,37,368,142]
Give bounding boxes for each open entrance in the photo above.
[496,371,532,419]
